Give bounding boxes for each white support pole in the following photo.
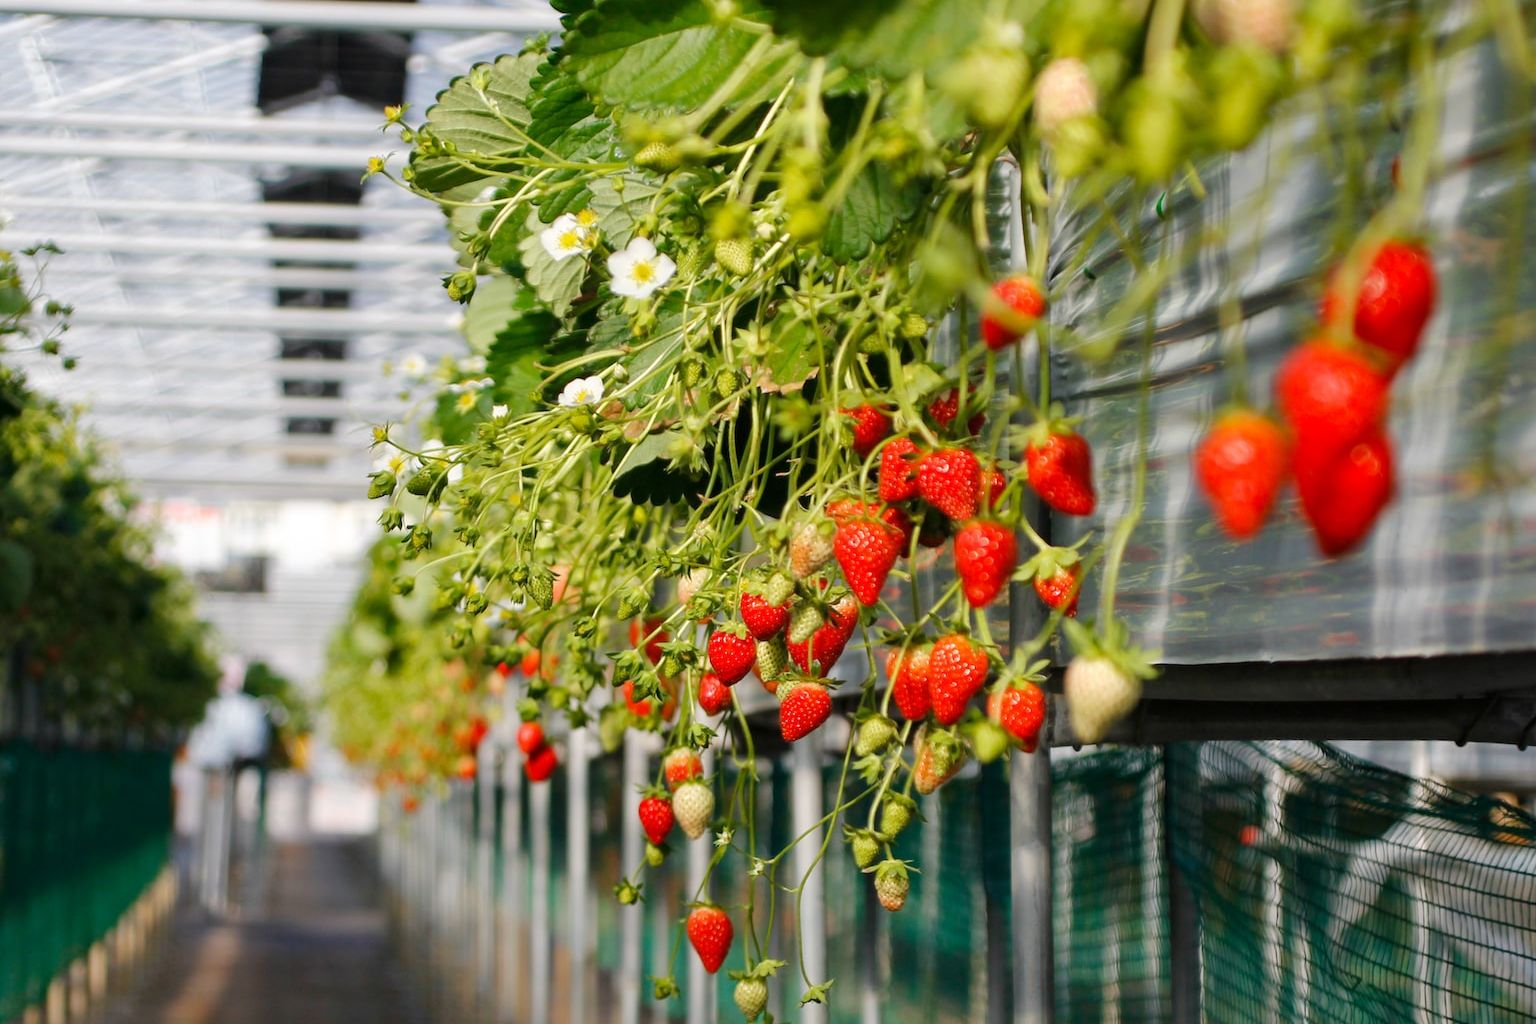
[78,396,404,419]
[790,742,826,1024]
[499,716,525,1024]
[0,135,398,171]
[0,231,447,263]
[568,727,592,1024]
[0,0,562,33]
[7,195,438,227]
[44,264,441,290]
[64,305,460,335]
[477,745,498,1020]
[686,747,718,1024]
[620,732,647,1024]
[529,777,552,1024]
[3,110,398,140]
[1010,750,1054,1024]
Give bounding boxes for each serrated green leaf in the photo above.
[822,159,922,263]
[517,214,590,317]
[464,276,538,350]
[527,59,623,219]
[412,52,543,195]
[762,0,1023,80]
[561,0,801,111]
[588,174,665,250]
[485,310,570,417]
[751,311,820,393]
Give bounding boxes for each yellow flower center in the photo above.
[559,230,581,250]
[456,392,478,412]
[632,261,655,284]
[576,209,599,227]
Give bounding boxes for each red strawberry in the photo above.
[1025,426,1096,516]
[879,436,923,502]
[663,747,703,790]
[629,617,669,664]
[787,594,858,675]
[686,905,734,974]
[454,754,477,781]
[516,721,545,754]
[739,590,790,640]
[981,274,1047,349]
[779,683,832,742]
[1320,240,1436,371]
[953,519,1017,608]
[886,644,933,721]
[698,672,731,715]
[495,660,513,678]
[928,634,989,726]
[845,404,893,459]
[1195,410,1290,539]
[834,514,904,606]
[927,389,985,435]
[979,464,1006,509]
[638,793,674,845]
[707,627,756,685]
[1275,340,1387,465]
[988,682,1047,750]
[524,744,558,782]
[1296,429,1394,556]
[520,648,542,677]
[918,447,981,522]
[1033,565,1081,617]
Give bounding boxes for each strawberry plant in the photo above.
[322,0,1528,1011]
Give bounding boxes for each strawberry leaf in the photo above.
[411,51,543,195]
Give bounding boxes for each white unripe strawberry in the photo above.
[1033,58,1098,136]
[1063,655,1141,744]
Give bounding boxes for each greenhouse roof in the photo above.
[0,0,560,501]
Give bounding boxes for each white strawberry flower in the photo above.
[373,448,410,475]
[557,375,605,408]
[460,354,487,374]
[492,403,509,419]
[607,236,675,299]
[540,212,597,261]
[396,352,428,378]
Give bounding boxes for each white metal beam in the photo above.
[24,357,414,380]
[3,109,396,139]
[0,231,450,263]
[45,265,442,290]
[0,0,562,33]
[67,305,460,335]
[127,475,376,501]
[6,197,439,228]
[79,395,402,417]
[0,135,399,171]
[32,35,269,113]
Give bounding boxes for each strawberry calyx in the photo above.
[1060,617,1159,682]
[1018,401,1083,449]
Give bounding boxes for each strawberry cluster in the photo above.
[1195,240,1437,555]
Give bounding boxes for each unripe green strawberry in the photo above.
[847,827,881,869]
[634,141,681,171]
[900,312,930,340]
[941,42,1028,129]
[645,842,665,867]
[787,601,823,644]
[913,726,967,794]
[734,977,768,1021]
[873,859,911,912]
[713,368,740,398]
[680,353,707,388]
[676,244,708,280]
[753,636,787,692]
[1124,85,1183,184]
[786,203,827,242]
[673,779,715,839]
[762,571,795,607]
[715,237,754,276]
[879,793,916,837]
[855,714,897,756]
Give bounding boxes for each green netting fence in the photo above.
[0,740,173,1020]
[398,738,1536,1022]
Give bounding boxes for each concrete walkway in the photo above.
[102,838,425,1024]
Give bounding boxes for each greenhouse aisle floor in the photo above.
[101,838,426,1024]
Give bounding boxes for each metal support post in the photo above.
[477,745,499,1020]
[500,718,526,1024]
[529,776,552,1024]
[1010,746,1055,1024]
[568,727,593,1024]
[620,732,647,1024]
[790,742,826,1024]
[1164,746,1201,1024]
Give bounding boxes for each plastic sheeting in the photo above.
[1050,32,1536,664]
